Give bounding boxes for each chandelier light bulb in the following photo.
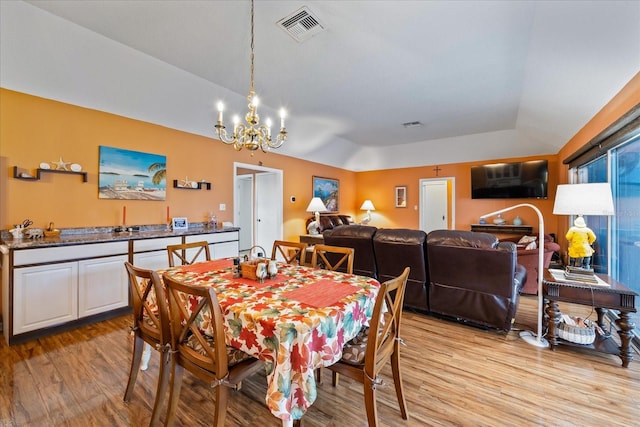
[216,101,224,122]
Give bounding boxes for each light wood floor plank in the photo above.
[1,295,639,426]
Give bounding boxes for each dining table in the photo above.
[159,258,380,426]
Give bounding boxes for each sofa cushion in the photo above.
[373,228,429,312]
[427,229,499,249]
[322,225,378,278]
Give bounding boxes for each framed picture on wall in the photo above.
[98,145,167,200]
[395,186,407,208]
[312,176,339,212]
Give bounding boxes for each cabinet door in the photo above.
[133,251,171,271]
[78,255,129,317]
[212,241,240,259]
[13,262,78,334]
[186,232,239,260]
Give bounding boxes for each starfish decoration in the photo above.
[53,156,70,171]
[180,176,192,187]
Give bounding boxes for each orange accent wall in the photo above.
[3,72,640,243]
[550,72,640,255]
[0,89,355,242]
[356,155,559,235]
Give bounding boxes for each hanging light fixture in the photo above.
[215,0,288,152]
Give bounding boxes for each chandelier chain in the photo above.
[249,0,255,94]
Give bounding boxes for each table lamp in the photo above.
[553,183,615,268]
[360,200,375,224]
[480,203,549,348]
[306,197,327,235]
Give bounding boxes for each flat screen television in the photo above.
[471,160,548,199]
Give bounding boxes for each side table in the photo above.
[543,269,637,367]
[299,234,323,266]
[299,234,324,245]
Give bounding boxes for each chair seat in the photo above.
[186,333,254,366]
[340,327,369,365]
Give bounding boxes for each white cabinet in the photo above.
[9,241,129,340]
[132,236,182,270]
[78,255,128,317]
[13,262,78,334]
[186,231,239,259]
[3,229,240,344]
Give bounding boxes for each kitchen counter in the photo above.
[0,224,240,250]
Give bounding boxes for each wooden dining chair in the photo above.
[166,240,211,267]
[162,274,264,427]
[271,240,308,265]
[311,244,355,274]
[327,266,411,427]
[123,262,172,426]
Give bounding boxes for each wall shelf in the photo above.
[13,166,88,182]
[470,224,533,235]
[172,179,211,190]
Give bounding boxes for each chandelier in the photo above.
[215,0,288,152]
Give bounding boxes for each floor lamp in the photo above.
[480,203,549,348]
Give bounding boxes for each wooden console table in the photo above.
[543,269,637,367]
[299,234,324,245]
[470,224,533,235]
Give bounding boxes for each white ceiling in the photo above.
[10,1,640,170]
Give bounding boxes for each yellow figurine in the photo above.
[566,217,596,269]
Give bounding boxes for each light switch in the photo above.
[219,203,226,211]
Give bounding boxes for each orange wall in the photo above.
[3,71,640,244]
[356,155,559,235]
[552,72,640,251]
[0,89,355,242]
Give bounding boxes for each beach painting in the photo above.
[99,146,166,200]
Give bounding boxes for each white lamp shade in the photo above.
[306,197,328,213]
[360,200,375,211]
[553,183,615,216]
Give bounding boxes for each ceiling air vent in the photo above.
[277,6,324,43]
[402,121,424,128]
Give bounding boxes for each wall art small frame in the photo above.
[171,217,189,231]
[395,186,407,208]
[312,176,339,212]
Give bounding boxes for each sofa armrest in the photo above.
[514,264,527,293]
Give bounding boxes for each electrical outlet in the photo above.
[219,203,226,211]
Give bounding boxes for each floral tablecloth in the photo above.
[160,259,380,422]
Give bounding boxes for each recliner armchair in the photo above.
[373,228,429,312]
[322,225,378,278]
[426,230,527,331]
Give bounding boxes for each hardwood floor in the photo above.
[1,295,639,426]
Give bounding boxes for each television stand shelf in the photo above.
[470,224,533,235]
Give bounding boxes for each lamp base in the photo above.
[519,330,549,348]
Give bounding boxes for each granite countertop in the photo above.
[0,223,240,250]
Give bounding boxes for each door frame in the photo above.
[233,162,283,250]
[418,177,456,232]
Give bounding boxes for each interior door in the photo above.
[234,163,283,254]
[237,175,253,251]
[255,172,281,253]
[419,179,452,233]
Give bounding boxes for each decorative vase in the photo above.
[513,216,523,226]
[493,214,506,225]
